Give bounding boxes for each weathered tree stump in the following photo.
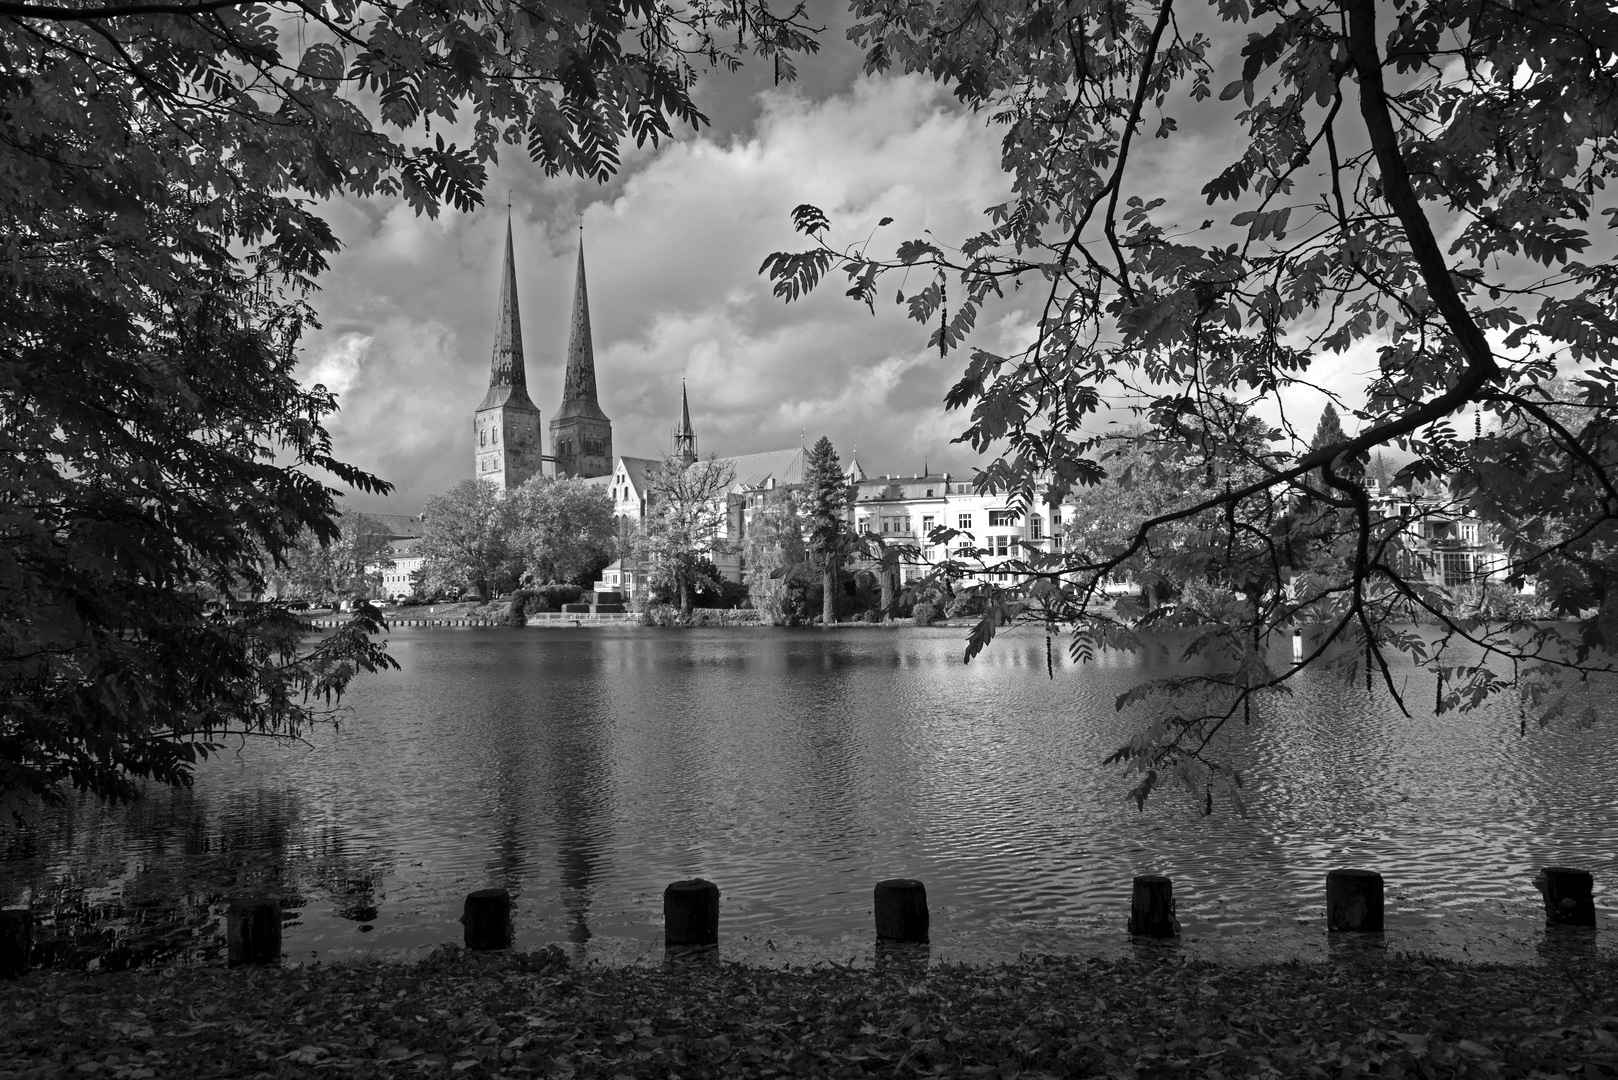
[461,889,513,950]
[1538,867,1596,927]
[1128,875,1178,937]
[0,909,32,978]
[226,898,282,965]
[874,879,929,942]
[1326,869,1384,932]
[664,879,720,946]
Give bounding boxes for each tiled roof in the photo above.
[718,447,804,490]
[617,456,663,495]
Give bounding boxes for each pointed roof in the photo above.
[490,218,526,390]
[478,217,539,413]
[845,455,867,483]
[555,231,609,423]
[675,381,694,440]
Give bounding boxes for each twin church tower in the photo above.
[473,219,614,488]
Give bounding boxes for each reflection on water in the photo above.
[3,625,1615,970]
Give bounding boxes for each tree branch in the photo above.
[0,0,258,19]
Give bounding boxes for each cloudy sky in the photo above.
[301,2,1398,515]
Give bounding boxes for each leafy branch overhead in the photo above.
[762,0,1618,811]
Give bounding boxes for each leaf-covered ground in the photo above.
[2,948,1614,1078]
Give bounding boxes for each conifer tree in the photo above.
[803,437,849,626]
[1308,405,1349,456]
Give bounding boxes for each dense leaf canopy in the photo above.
[766,0,1618,809]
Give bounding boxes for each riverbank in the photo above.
[1,950,1612,1079]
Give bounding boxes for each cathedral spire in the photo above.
[549,223,612,478]
[489,215,527,389]
[561,230,597,403]
[674,379,697,461]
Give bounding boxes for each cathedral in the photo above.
[473,220,612,487]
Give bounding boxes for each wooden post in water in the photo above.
[1128,875,1177,937]
[1326,869,1384,931]
[226,898,282,965]
[874,879,929,942]
[664,879,720,946]
[1538,867,1596,927]
[0,909,31,978]
[461,889,512,950]
[1292,629,1303,663]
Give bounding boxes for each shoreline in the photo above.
[2,949,1612,1078]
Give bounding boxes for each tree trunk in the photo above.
[475,579,490,603]
[879,562,894,622]
[679,576,693,616]
[822,565,836,626]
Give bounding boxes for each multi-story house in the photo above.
[1368,477,1512,589]
[843,463,1078,587]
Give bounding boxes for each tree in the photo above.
[420,481,519,603]
[2,0,817,817]
[510,476,617,588]
[637,455,736,615]
[742,489,807,625]
[275,514,395,602]
[764,0,1618,811]
[802,437,849,626]
[1309,406,1349,458]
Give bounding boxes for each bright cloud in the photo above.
[303,74,1019,511]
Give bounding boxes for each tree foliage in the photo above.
[802,436,849,626]
[510,475,617,588]
[273,513,395,602]
[1,0,818,817]
[419,481,519,603]
[637,454,737,615]
[766,0,1618,810]
[742,489,807,625]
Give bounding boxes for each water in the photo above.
[3,625,1615,970]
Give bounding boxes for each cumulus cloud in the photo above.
[303,72,1022,511]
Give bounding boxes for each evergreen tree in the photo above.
[1309,404,1349,455]
[803,437,849,626]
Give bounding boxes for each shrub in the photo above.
[503,588,541,625]
[862,609,880,624]
[639,604,762,627]
[913,601,940,626]
[945,594,982,619]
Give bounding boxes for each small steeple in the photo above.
[489,215,527,389]
[673,379,697,462]
[561,229,597,404]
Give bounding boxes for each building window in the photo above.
[957,513,972,530]
[922,515,935,537]
[993,536,1011,556]
[1052,510,1062,527]
[988,509,1017,528]
[1442,552,1471,586]
[1031,517,1042,539]
[858,517,870,533]
[926,489,934,497]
